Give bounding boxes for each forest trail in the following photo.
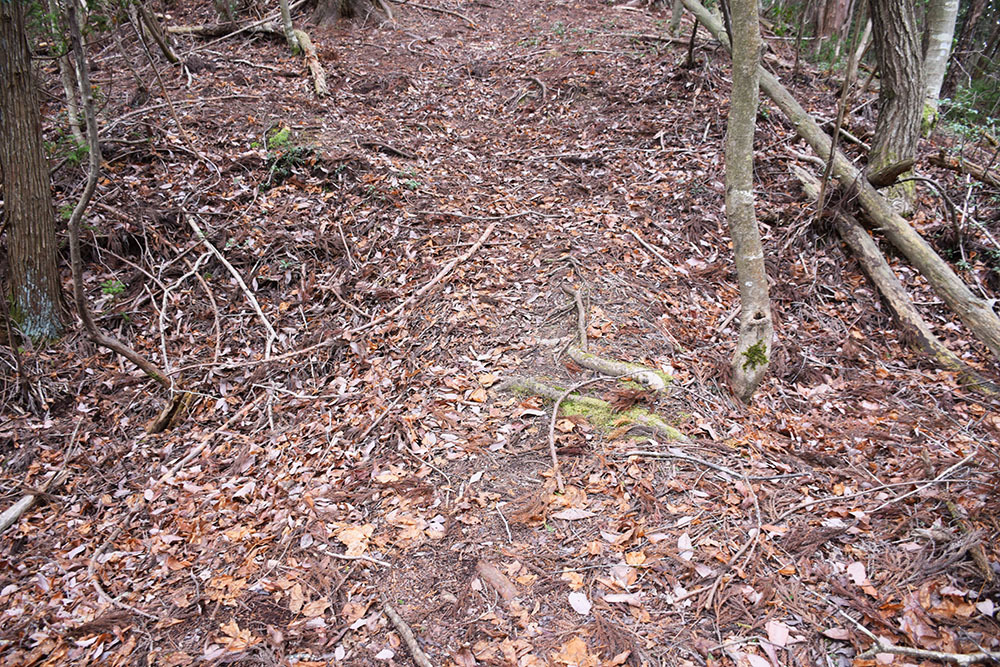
[3,0,998,665]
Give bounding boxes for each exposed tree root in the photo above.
[566,346,670,391]
[499,377,687,442]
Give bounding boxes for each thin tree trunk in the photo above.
[0,2,64,338]
[682,0,1000,363]
[726,0,773,401]
[670,0,683,34]
[921,0,959,134]
[65,1,170,388]
[869,0,923,212]
[46,0,84,145]
[279,0,301,53]
[943,0,987,95]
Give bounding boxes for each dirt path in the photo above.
[2,1,999,665]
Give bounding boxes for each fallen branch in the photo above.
[0,469,70,535]
[388,0,478,29]
[929,151,1000,189]
[291,28,327,97]
[682,0,1000,363]
[792,165,999,396]
[831,604,1000,666]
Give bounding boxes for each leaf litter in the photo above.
[2,0,999,665]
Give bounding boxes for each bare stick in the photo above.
[383,602,434,667]
[388,0,478,28]
[186,214,278,358]
[354,222,496,333]
[830,605,1000,666]
[627,228,678,273]
[0,468,70,534]
[549,376,619,492]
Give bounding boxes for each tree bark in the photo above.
[921,0,959,134]
[0,2,64,338]
[943,0,987,95]
[278,0,301,53]
[726,0,773,402]
[869,0,923,211]
[682,0,1000,363]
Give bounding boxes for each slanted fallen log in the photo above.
[167,19,327,98]
[793,165,999,396]
[682,0,1000,364]
[929,151,1000,189]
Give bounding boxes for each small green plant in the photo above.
[67,141,90,166]
[101,279,125,297]
[267,126,293,150]
[552,21,566,37]
[59,204,75,220]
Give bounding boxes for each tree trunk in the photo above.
[726,0,773,402]
[279,0,301,53]
[943,0,987,95]
[869,0,923,213]
[921,0,959,134]
[312,0,374,23]
[681,0,1000,363]
[0,2,64,338]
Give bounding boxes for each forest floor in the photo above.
[3,0,1000,665]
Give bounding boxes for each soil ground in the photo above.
[2,0,1000,665]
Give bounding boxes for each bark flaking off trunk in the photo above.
[1,3,65,338]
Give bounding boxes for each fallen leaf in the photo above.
[822,627,850,640]
[476,560,518,600]
[765,619,790,647]
[568,591,591,615]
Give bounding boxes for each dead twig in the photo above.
[353,222,497,333]
[388,0,478,29]
[186,214,278,359]
[549,375,619,492]
[383,602,434,667]
[830,604,1000,666]
[627,228,679,273]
